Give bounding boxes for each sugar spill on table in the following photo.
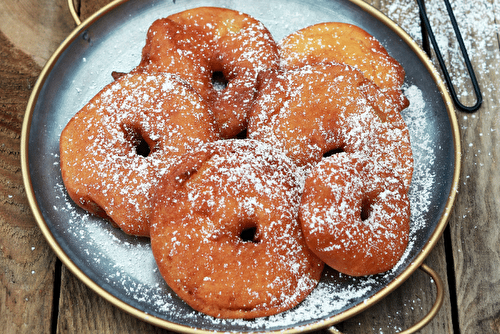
[386,0,500,108]
[385,0,423,45]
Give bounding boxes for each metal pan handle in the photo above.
[399,264,444,333]
[68,0,82,25]
[327,264,444,334]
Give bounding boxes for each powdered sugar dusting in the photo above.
[133,8,280,138]
[59,72,219,236]
[300,152,410,276]
[50,78,438,331]
[42,2,452,331]
[150,140,323,319]
[386,0,500,108]
[248,63,413,190]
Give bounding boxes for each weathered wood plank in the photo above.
[80,0,116,21]
[0,0,75,67]
[56,266,175,334]
[422,0,500,333]
[0,30,56,334]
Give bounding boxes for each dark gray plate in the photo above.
[22,0,460,332]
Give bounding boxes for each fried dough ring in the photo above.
[150,139,324,318]
[248,63,413,190]
[299,153,411,276]
[279,22,409,111]
[133,7,280,138]
[59,72,219,236]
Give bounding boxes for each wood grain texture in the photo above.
[80,0,116,20]
[0,30,56,334]
[422,0,500,332]
[0,0,75,66]
[5,0,499,333]
[56,266,175,334]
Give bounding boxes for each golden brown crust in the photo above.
[133,7,280,138]
[279,22,409,111]
[59,11,415,318]
[299,153,410,276]
[150,140,324,318]
[248,63,413,191]
[59,72,219,236]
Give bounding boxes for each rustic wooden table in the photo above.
[1,0,498,333]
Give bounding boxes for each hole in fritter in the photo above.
[323,147,345,158]
[122,124,152,158]
[361,200,371,221]
[212,71,229,90]
[235,129,248,139]
[135,135,151,157]
[239,225,259,243]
